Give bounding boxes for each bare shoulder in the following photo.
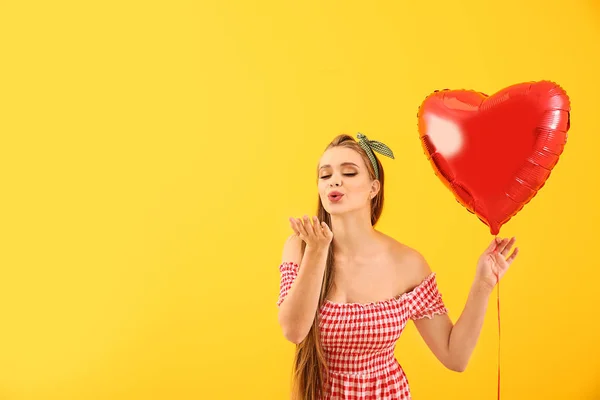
[383,234,433,288]
[281,234,305,265]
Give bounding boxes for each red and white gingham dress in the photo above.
[277,261,448,400]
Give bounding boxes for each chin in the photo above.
[324,204,351,215]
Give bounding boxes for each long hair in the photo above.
[290,134,387,399]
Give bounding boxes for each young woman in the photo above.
[276,133,519,400]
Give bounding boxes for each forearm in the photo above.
[278,246,329,343]
[447,281,493,370]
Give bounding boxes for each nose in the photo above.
[329,180,341,187]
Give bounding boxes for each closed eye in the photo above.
[319,173,357,179]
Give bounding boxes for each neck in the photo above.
[329,207,378,257]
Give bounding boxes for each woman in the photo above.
[276,133,519,399]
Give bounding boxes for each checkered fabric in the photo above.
[277,261,448,399]
[356,133,395,181]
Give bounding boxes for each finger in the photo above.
[302,215,315,236]
[293,220,302,236]
[486,237,498,253]
[501,237,516,256]
[322,221,333,238]
[495,237,507,253]
[308,216,318,236]
[506,247,519,264]
[296,217,309,238]
[302,215,314,237]
[289,218,299,235]
[312,216,323,237]
[496,238,510,255]
[290,218,299,234]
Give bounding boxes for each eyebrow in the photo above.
[319,162,360,170]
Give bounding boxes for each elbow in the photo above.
[442,352,468,372]
[446,359,468,373]
[281,324,308,344]
[449,364,467,373]
[278,313,309,344]
[283,328,308,345]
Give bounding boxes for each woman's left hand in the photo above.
[475,237,519,291]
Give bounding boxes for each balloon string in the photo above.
[497,274,501,399]
[494,235,501,400]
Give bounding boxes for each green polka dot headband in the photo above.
[356,133,395,180]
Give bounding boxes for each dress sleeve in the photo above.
[408,273,448,320]
[277,261,300,307]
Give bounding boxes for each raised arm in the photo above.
[410,237,518,372]
[277,216,333,344]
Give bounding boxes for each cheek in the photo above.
[317,181,327,194]
[347,181,371,195]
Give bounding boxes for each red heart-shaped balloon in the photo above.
[417,81,571,235]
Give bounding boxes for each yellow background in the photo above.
[1,0,599,399]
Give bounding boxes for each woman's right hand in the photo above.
[289,215,333,250]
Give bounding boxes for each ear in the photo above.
[370,180,381,199]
